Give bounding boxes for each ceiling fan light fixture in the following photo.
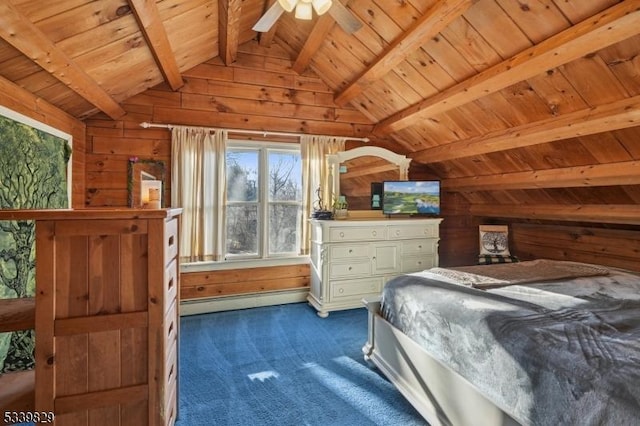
[295,1,313,20]
[312,0,332,15]
[278,0,297,13]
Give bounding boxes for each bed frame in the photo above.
[363,298,521,426]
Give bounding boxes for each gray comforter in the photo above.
[381,263,640,426]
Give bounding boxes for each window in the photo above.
[225,142,302,259]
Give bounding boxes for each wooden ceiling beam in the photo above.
[469,204,640,225]
[129,0,184,90]
[442,160,640,192]
[0,0,126,120]
[258,0,278,47]
[218,0,243,64]
[373,0,640,135]
[292,13,336,73]
[292,0,353,74]
[334,0,476,107]
[410,95,640,163]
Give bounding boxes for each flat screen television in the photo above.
[382,180,441,216]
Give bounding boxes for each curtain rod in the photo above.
[139,122,370,143]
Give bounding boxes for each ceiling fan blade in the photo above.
[253,2,285,32]
[327,1,362,34]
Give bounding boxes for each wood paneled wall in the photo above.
[511,223,640,273]
[84,41,372,208]
[83,42,367,299]
[0,76,86,208]
[438,192,480,267]
[80,39,638,292]
[181,264,310,300]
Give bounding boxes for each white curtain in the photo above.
[300,135,345,255]
[171,126,227,262]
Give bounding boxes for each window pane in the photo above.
[227,150,258,201]
[268,151,301,201]
[226,204,258,255]
[269,204,300,254]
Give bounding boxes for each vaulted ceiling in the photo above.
[1,0,640,221]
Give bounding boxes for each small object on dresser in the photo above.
[312,186,333,220]
[334,209,348,219]
[312,210,333,220]
[333,195,348,220]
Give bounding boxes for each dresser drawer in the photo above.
[165,218,179,263]
[165,383,177,426]
[164,336,178,392]
[329,226,387,242]
[329,261,370,278]
[164,368,177,426]
[402,239,437,255]
[164,299,178,350]
[164,259,178,314]
[330,278,382,300]
[389,224,438,239]
[330,244,369,260]
[401,255,436,273]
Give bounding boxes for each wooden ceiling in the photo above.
[1,0,640,220]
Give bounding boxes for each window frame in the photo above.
[225,139,302,261]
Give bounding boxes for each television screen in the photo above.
[382,180,440,215]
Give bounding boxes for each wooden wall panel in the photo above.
[84,41,375,208]
[77,33,640,295]
[181,264,310,300]
[81,43,377,300]
[511,223,640,272]
[437,191,480,267]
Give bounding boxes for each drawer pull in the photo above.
[395,230,400,236]
[372,231,377,236]
[339,288,344,294]
[418,245,422,249]
[348,266,352,271]
[168,363,175,382]
[349,249,353,253]
[340,232,345,238]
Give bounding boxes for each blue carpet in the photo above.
[177,303,427,426]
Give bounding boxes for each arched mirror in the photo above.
[327,147,411,212]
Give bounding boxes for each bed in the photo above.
[362,259,640,426]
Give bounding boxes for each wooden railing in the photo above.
[0,297,36,414]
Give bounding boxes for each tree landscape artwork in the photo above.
[0,106,71,373]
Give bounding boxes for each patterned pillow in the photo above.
[479,225,510,256]
[478,254,520,265]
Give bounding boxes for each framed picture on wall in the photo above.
[0,105,73,208]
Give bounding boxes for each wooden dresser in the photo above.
[308,218,441,317]
[0,208,181,426]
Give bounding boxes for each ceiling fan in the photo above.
[253,0,363,34]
